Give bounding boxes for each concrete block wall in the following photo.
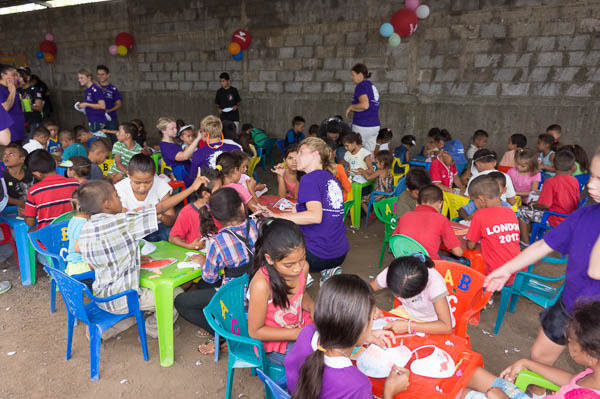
[1,0,600,152]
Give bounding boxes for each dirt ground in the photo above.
[0,166,580,399]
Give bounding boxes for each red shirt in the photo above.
[429,157,457,188]
[466,206,521,284]
[393,204,461,259]
[24,174,80,229]
[537,174,580,227]
[169,203,203,244]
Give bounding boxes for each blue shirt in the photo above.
[352,80,380,127]
[394,145,409,164]
[286,129,305,147]
[47,137,62,155]
[99,83,122,120]
[66,217,87,263]
[461,200,511,216]
[62,143,87,161]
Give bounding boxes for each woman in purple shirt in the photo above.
[0,64,25,143]
[76,69,107,135]
[345,64,380,153]
[157,116,202,181]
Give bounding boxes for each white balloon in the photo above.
[416,4,430,19]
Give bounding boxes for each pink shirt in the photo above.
[546,369,600,398]
[507,168,541,203]
[222,183,252,204]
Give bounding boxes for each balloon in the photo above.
[45,32,54,41]
[416,4,430,19]
[232,52,243,61]
[390,8,418,38]
[43,53,54,63]
[115,32,134,49]
[39,40,57,55]
[232,29,251,49]
[228,42,241,55]
[379,23,394,38]
[36,51,44,59]
[109,45,118,55]
[388,33,401,47]
[405,0,419,10]
[117,45,128,56]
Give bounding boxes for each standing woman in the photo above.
[345,64,380,153]
[0,64,25,143]
[268,137,348,287]
[76,69,107,136]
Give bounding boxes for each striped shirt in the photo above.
[107,141,143,175]
[24,174,80,229]
[79,207,158,313]
[202,219,258,284]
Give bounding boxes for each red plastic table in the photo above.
[258,195,296,214]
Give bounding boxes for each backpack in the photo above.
[250,128,268,148]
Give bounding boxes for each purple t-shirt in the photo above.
[285,324,373,399]
[543,204,600,313]
[296,170,348,259]
[188,142,240,183]
[0,84,25,141]
[0,106,14,131]
[99,83,121,120]
[160,141,190,170]
[84,84,107,124]
[352,80,380,127]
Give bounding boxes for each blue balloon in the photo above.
[379,23,394,38]
[232,52,243,61]
[36,51,44,59]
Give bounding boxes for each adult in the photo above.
[96,65,122,133]
[215,72,241,132]
[0,105,11,294]
[17,67,44,139]
[76,69,107,136]
[345,64,380,153]
[0,64,25,143]
[30,74,52,118]
[267,137,348,287]
[157,116,202,180]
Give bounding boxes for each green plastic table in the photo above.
[349,180,374,229]
[139,241,205,367]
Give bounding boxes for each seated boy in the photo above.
[518,148,580,245]
[2,143,34,208]
[460,171,513,221]
[285,116,305,148]
[429,141,466,194]
[74,125,98,148]
[396,166,431,219]
[86,139,111,180]
[23,126,50,154]
[43,119,62,157]
[393,184,463,260]
[24,149,80,230]
[466,175,522,283]
[59,129,88,161]
[465,149,516,205]
[60,156,91,184]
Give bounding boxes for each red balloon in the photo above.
[115,32,134,50]
[390,8,418,38]
[232,29,251,50]
[39,40,57,55]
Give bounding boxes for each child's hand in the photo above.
[384,366,410,396]
[190,254,205,264]
[367,329,396,348]
[256,183,266,191]
[486,387,510,399]
[190,168,208,190]
[271,164,286,177]
[384,320,409,334]
[189,237,205,250]
[373,307,384,320]
[499,359,529,383]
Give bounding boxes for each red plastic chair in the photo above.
[497,165,511,173]
[0,222,18,263]
[168,180,188,205]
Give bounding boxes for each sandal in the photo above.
[195,328,213,338]
[198,340,228,355]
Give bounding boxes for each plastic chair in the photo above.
[515,370,560,393]
[349,180,375,229]
[259,138,278,170]
[343,200,354,221]
[52,211,74,224]
[29,221,71,313]
[248,156,261,181]
[150,152,162,174]
[493,258,568,335]
[0,222,18,264]
[257,369,290,399]
[409,159,431,171]
[203,275,285,399]
[373,197,398,268]
[171,164,190,183]
[530,210,569,243]
[275,139,286,154]
[497,165,511,173]
[44,266,149,381]
[168,180,188,205]
[441,192,470,221]
[99,158,114,176]
[575,173,590,192]
[365,177,406,228]
[391,158,409,186]
[389,234,429,258]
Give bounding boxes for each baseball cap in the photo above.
[442,140,466,164]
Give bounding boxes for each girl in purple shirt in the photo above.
[77,69,107,135]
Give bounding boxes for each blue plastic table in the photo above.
[0,206,36,285]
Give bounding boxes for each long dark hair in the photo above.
[250,219,305,308]
[351,63,371,79]
[199,187,243,235]
[386,255,435,298]
[570,300,600,359]
[216,151,241,177]
[292,274,375,399]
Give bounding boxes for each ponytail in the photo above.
[292,351,326,399]
[199,204,217,236]
[299,137,337,177]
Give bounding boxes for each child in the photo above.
[175,187,259,354]
[235,150,266,199]
[371,254,454,334]
[396,166,431,219]
[499,133,527,169]
[60,156,91,184]
[87,139,110,180]
[43,119,62,156]
[217,151,263,214]
[429,141,466,193]
[422,128,443,157]
[465,175,522,282]
[2,143,34,208]
[467,129,489,160]
[507,149,541,204]
[342,131,373,183]
[459,171,513,221]
[239,132,257,157]
[466,149,517,205]
[74,125,97,148]
[538,133,556,177]
[518,148,580,244]
[106,122,142,182]
[325,138,351,201]
[64,191,91,277]
[169,167,222,250]
[248,219,314,365]
[546,123,562,151]
[374,128,393,153]
[272,145,300,199]
[247,125,269,151]
[307,124,318,138]
[359,150,394,215]
[22,126,49,153]
[131,118,147,147]
[285,116,305,148]
[59,129,87,161]
[393,184,463,260]
[178,124,197,150]
[568,144,589,176]
[394,134,416,164]
[286,274,408,399]
[24,150,80,230]
[324,119,347,163]
[158,116,200,180]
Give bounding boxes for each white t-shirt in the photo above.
[115,175,172,211]
[465,169,516,201]
[344,147,371,172]
[23,139,44,153]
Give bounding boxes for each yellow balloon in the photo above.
[117,45,128,56]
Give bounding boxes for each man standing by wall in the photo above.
[96,65,122,136]
[215,72,241,132]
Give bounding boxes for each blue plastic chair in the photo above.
[259,138,278,170]
[257,369,290,399]
[493,256,568,334]
[171,164,191,183]
[366,177,406,228]
[203,275,285,399]
[44,266,149,380]
[276,139,286,154]
[575,173,590,192]
[529,197,585,243]
[28,221,71,313]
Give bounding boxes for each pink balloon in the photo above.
[405,0,419,10]
[108,45,118,55]
[45,33,54,41]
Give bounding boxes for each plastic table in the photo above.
[0,207,36,285]
[139,241,205,367]
[258,194,296,214]
[367,311,483,399]
[408,155,432,172]
[349,180,374,229]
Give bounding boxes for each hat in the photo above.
[442,140,466,164]
[177,124,194,136]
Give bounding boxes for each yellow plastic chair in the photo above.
[100,159,114,176]
[248,156,261,180]
[442,192,470,221]
[391,158,409,186]
[511,195,522,213]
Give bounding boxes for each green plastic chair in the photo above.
[349,180,375,229]
[373,197,399,268]
[52,211,74,224]
[389,234,429,259]
[515,370,560,393]
[150,152,162,174]
[343,200,354,221]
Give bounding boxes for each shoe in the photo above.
[0,281,11,294]
[320,267,342,286]
[306,274,314,288]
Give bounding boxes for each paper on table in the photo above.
[371,317,404,331]
[356,344,412,378]
[255,186,269,197]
